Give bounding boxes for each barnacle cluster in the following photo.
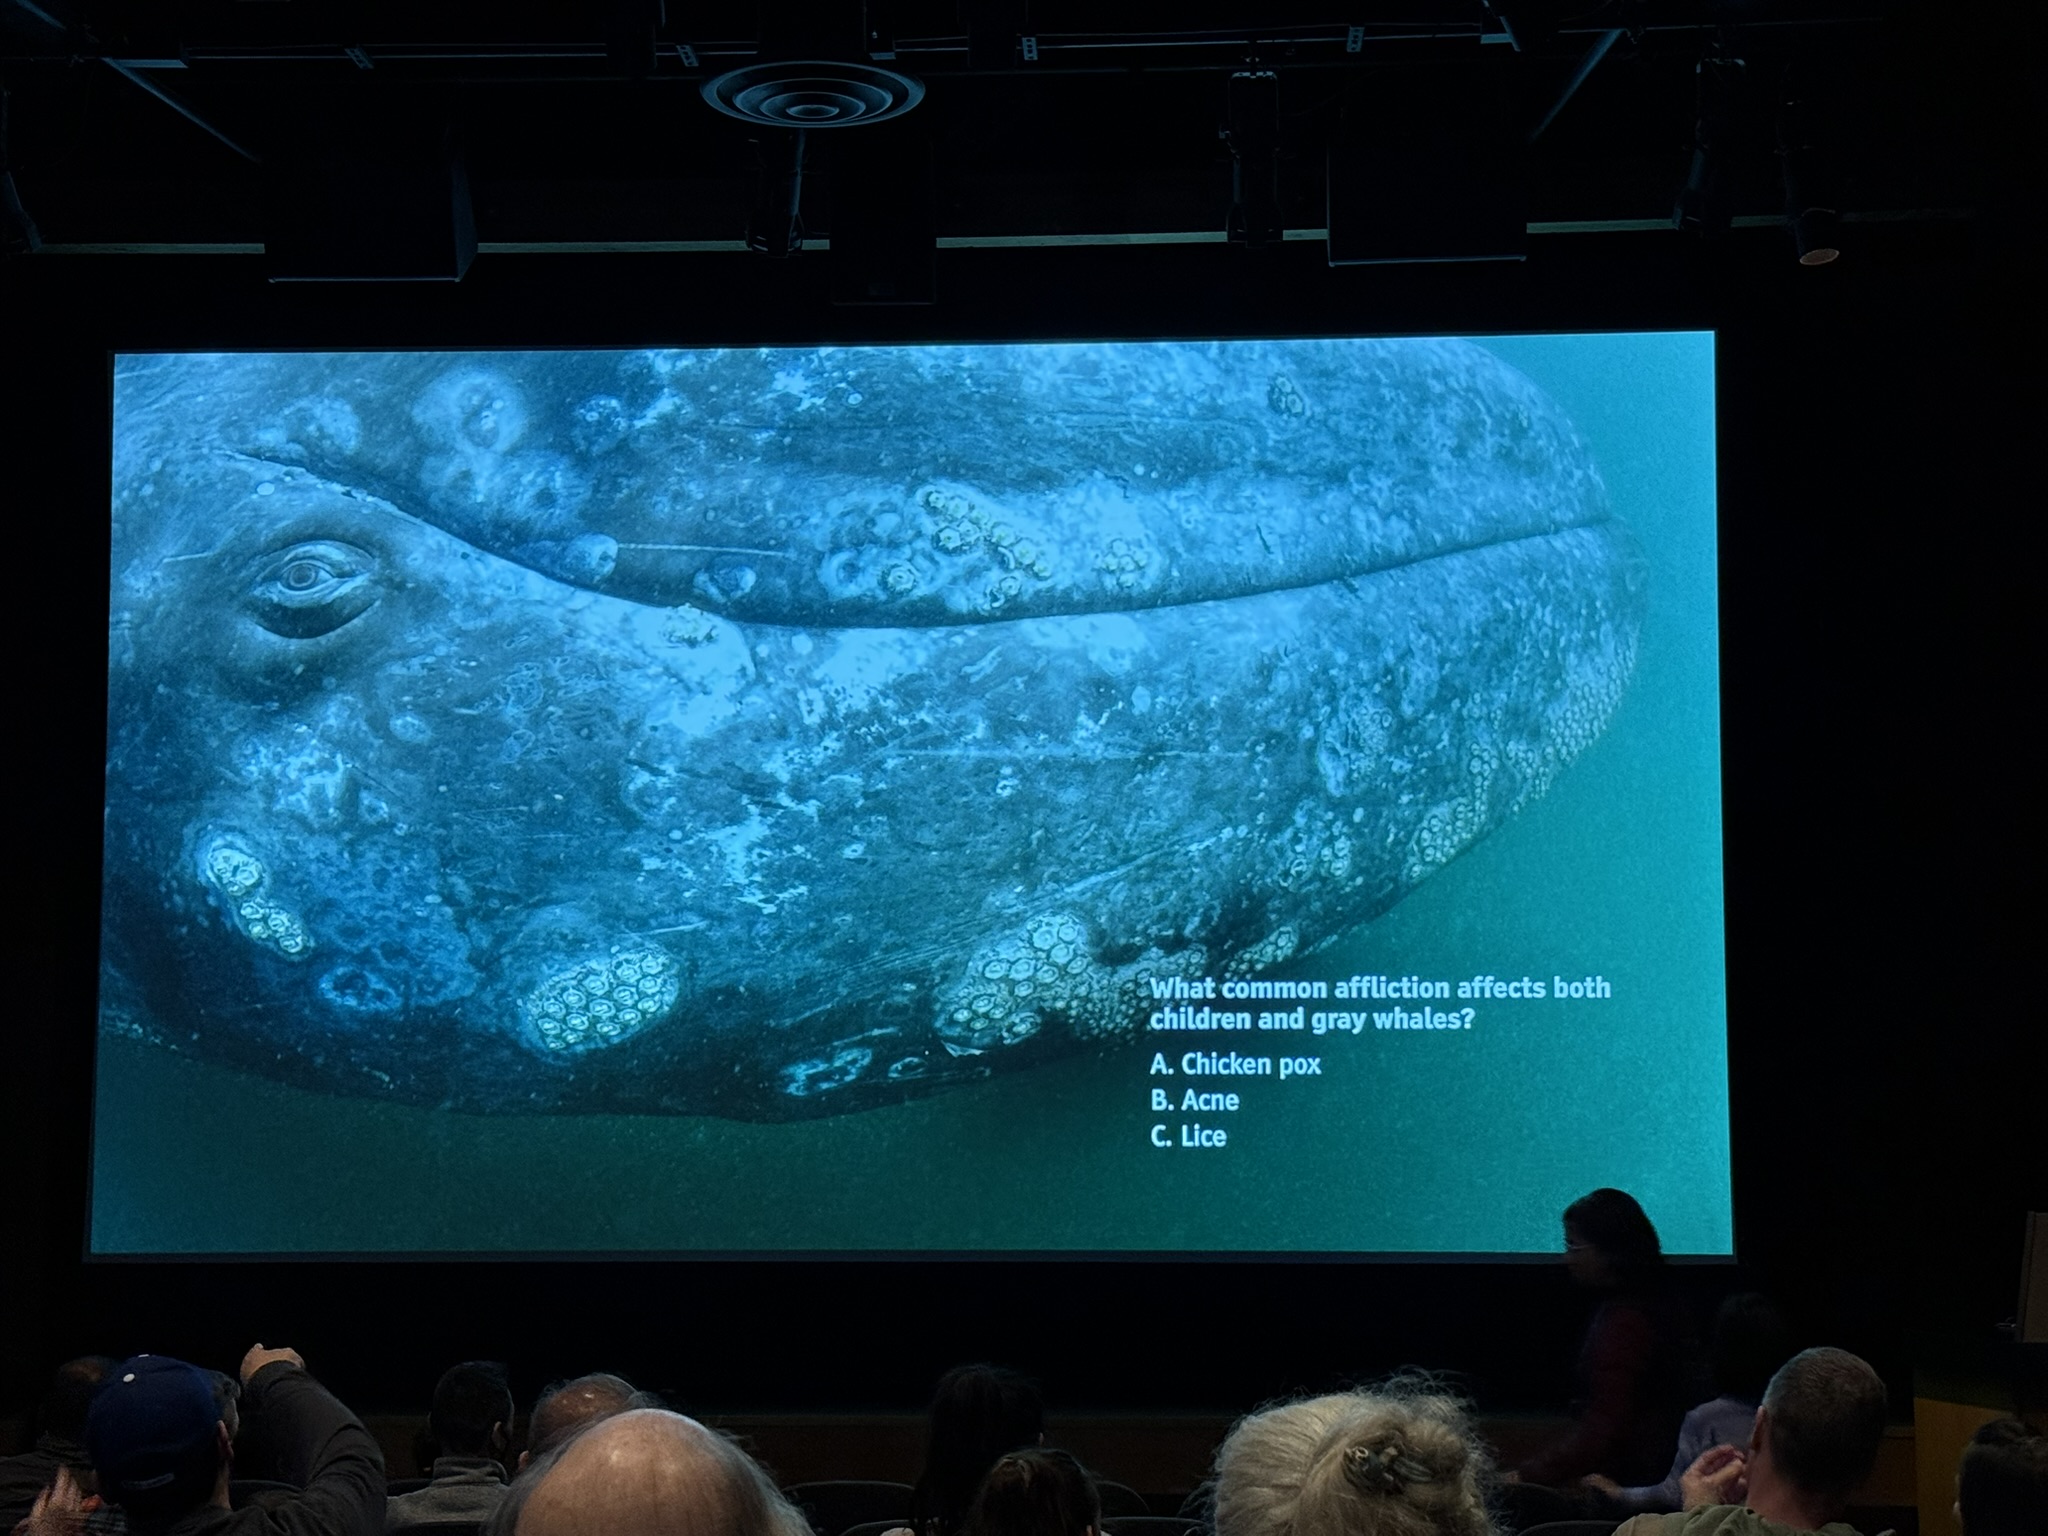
[201,840,313,959]
[918,487,1059,612]
[936,911,1108,1053]
[661,604,721,647]
[1402,742,1500,884]
[1226,926,1301,979]
[923,488,1055,580]
[522,949,679,1053]
[1503,635,1638,811]
[1094,536,1152,593]
[1268,373,1308,417]
[1551,639,1637,761]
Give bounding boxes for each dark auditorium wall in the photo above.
[4,221,2035,1426]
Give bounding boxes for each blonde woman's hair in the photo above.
[1212,1382,1499,1536]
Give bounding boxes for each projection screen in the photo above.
[92,332,1730,1257]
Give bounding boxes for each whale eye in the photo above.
[247,540,379,638]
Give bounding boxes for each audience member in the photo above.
[1591,1293,1798,1513]
[386,1362,514,1531]
[1955,1418,2047,1536]
[484,1408,809,1536]
[1515,1188,1704,1488]
[0,1358,115,1528]
[907,1367,1046,1536]
[1612,1346,1888,1536]
[67,1344,383,1536]
[519,1374,661,1470]
[1212,1380,1498,1536]
[0,1317,1926,1536]
[959,1449,1100,1536]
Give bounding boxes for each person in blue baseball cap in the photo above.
[39,1342,384,1536]
[85,1354,224,1518]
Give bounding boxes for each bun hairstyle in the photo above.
[1214,1382,1499,1536]
[961,1448,1101,1536]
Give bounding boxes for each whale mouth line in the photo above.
[206,447,1615,631]
[768,515,1623,632]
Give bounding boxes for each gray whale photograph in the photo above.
[108,339,1646,1122]
[91,333,1729,1257]
[103,340,1643,1121]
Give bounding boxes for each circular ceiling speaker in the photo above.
[701,62,925,128]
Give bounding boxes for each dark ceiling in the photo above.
[0,1,1986,260]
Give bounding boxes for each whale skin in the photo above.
[99,341,1645,1118]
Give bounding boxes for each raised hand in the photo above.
[239,1343,306,1384]
[1679,1443,1747,1510]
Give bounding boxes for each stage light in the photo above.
[0,88,38,256]
[1778,89,1839,265]
[1786,198,1839,266]
[1223,70,1282,248]
[747,129,809,259]
[1673,53,1742,238]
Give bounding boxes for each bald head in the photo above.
[526,1374,656,1464]
[515,1410,808,1536]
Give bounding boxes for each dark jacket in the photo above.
[135,1363,384,1536]
[1519,1290,1704,1486]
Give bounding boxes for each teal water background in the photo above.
[92,332,1729,1257]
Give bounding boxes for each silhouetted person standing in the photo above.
[1517,1189,1702,1488]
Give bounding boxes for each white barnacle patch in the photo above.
[521,949,679,1054]
[782,1046,874,1096]
[1402,743,1500,884]
[660,604,722,647]
[1093,535,1153,593]
[198,837,313,960]
[769,367,828,410]
[236,900,311,956]
[1227,926,1301,978]
[911,484,1060,612]
[935,911,1115,1053]
[204,844,265,899]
